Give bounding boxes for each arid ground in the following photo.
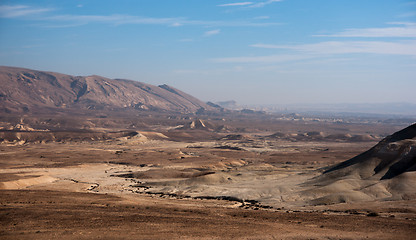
[1,116,416,239]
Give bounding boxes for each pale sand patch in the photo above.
[0,175,56,189]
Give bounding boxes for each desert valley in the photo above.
[0,66,415,239]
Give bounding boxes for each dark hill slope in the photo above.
[0,66,216,114]
[323,123,416,180]
[304,124,416,205]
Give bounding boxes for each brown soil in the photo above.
[1,190,415,240]
[1,120,415,239]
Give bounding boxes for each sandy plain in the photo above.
[1,119,416,239]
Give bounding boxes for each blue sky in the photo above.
[0,0,415,105]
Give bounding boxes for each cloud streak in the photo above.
[217,0,282,8]
[204,29,221,37]
[251,41,416,56]
[46,14,181,26]
[46,14,281,27]
[249,0,283,8]
[218,2,253,7]
[213,39,416,64]
[315,22,416,38]
[0,5,52,18]
[0,4,281,28]
[212,54,312,63]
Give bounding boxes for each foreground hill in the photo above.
[0,66,217,114]
[323,123,416,180]
[306,123,416,204]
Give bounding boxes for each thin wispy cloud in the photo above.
[249,0,283,8]
[204,29,221,37]
[171,22,183,27]
[399,11,416,18]
[179,38,194,42]
[46,15,281,27]
[38,23,86,28]
[389,22,416,26]
[254,16,270,20]
[251,41,416,56]
[214,39,416,64]
[46,14,181,26]
[212,54,312,63]
[173,67,246,75]
[217,0,282,8]
[315,22,416,38]
[0,4,281,28]
[218,2,253,7]
[0,5,52,18]
[404,1,416,6]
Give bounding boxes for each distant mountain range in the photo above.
[0,66,218,114]
[280,103,416,116]
[218,101,416,117]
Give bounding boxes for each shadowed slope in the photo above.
[323,124,416,180]
[304,124,416,205]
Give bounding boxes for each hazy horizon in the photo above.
[1,0,415,105]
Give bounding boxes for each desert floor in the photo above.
[1,131,415,240]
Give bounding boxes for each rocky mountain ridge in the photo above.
[0,66,218,114]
